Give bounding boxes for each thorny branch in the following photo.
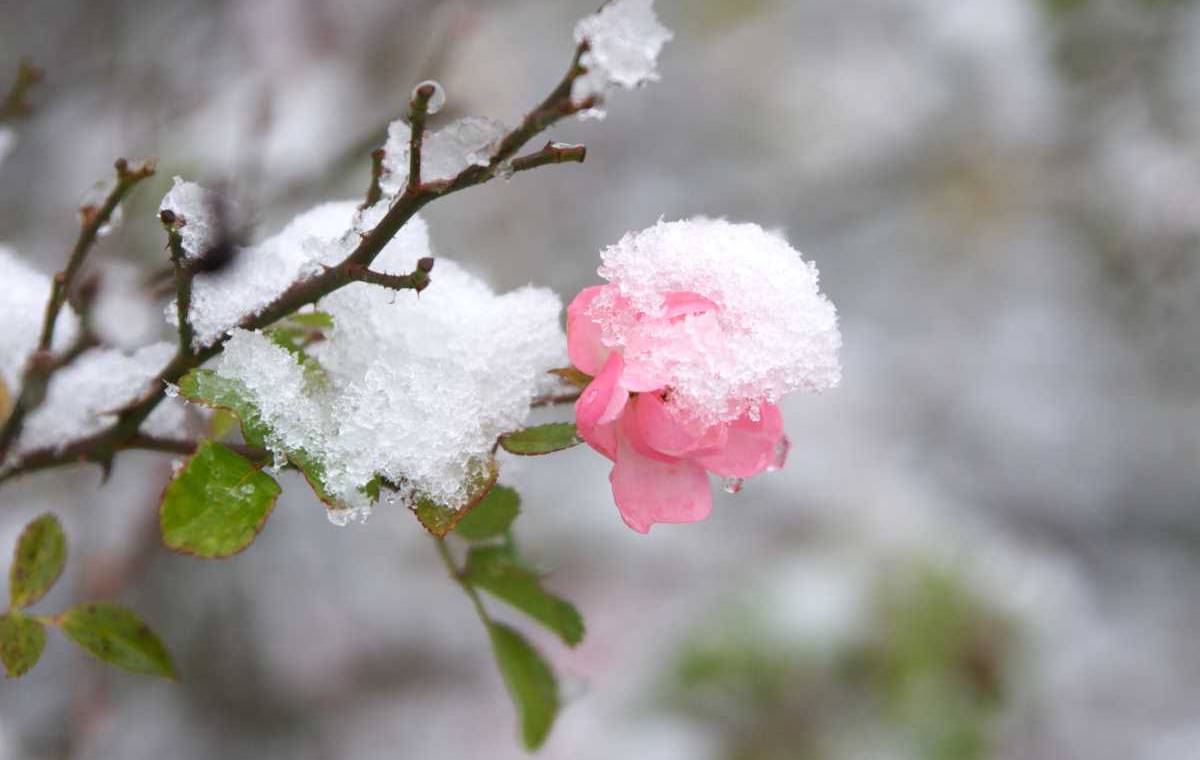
[0,42,594,486]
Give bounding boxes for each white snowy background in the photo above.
[2,0,1200,758]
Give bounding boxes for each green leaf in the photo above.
[413,459,499,537]
[177,369,272,449]
[454,485,520,541]
[499,423,581,456]
[489,622,560,751]
[467,546,584,646]
[60,603,175,679]
[0,612,45,678]
[160,441,281,558]
[9,513,67,609]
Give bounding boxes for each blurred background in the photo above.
[2,0,1200,757]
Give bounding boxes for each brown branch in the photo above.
[510,141,587,175]
[530,391,582,408]
[160,211,196,358]
[346,257,434,294]
[126,434,265,460]
[361,148,386,210]
[407,83,437,193]
[0,43,593,487]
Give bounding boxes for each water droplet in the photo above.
[767,435,791,472]
[163,382,179,399]
[721,477,744,494]
[413,80,446,114]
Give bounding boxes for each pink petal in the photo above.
[694,402,786,478]
[574,352,628,461]
[567,285,609,376]
[609,408,713,533]
[635,390,726,457]
[660,291,718,321]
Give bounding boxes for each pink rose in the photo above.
[568,219,841,533]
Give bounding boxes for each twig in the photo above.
[361,148,386,210]
[345,257,434,294]
[530,391,582,408]
[160,210,196,358]
[434,537,492,627]
[42,159,155,353]
[407,83,437,193]
[127,434,265,460]
[510,141,587,175]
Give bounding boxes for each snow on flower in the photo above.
[572,0,673,118]
[568,218,841,533]
[213,202,564,524]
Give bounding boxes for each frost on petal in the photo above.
[158,177,227,260]
[587,218,842,430]
[572,0,673,115]
[19,342,190,453]
[208,210,565,523]
[168,201,389,348]
[380,117,508,195]
[0,246,79,392]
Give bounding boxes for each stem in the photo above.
[42,159,155,354]
[510,141,587,175]
[361,148,386,210]
[407,84,436,193]
[434,537,491,627]
[346,258,434,293]
[161,216,196,358]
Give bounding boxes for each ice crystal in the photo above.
[572,0,673,117]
